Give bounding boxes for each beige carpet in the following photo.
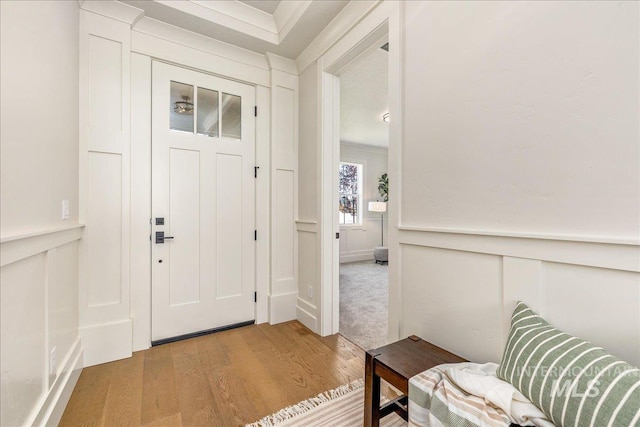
[339,260,389,350]
[246,380,406,427]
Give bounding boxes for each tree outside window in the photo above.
[339,162,363,225]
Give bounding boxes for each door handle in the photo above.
[155,231,175,244]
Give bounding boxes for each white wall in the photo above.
[339,142,389,263]
[78,10,133,367]
[0,1,82,425]
[402,1,639,240]
[1,0,79,235]
[298,63,319,222]
[269,59,300,325]
[398,1,640,363]
[296,62,321,332]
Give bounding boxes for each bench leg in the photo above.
[364,351,381,427]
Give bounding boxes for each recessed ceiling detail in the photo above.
[153,0,309,44]
[238,0,281,15]
[120,0,349,59]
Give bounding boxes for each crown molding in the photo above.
[273,0,312,42]
[295,0,380,74]
[133,16,269,71]
[79,0,144,25]
[265,52,298,75]
[150,0,312,47]
[156,0,279,44]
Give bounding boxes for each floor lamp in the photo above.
[368,201,387,246]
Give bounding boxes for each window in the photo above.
[169,81,241,140]
[339,162,363,225]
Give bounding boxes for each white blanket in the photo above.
[408,362,554,427]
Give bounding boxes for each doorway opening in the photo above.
[335,40,390,350]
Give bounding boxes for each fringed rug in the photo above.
[246,379,406,427]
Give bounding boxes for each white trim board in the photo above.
[269,292,298,324]
[31,339,83,427]
[296,1,381,74]
[315,1,400,341]
[0,225,84,267]
[398,228,640,273]
[80,319,132,367]
[340,249,374,264]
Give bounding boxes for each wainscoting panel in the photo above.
[297,230,318,308]
[87,152,122,307]
[1,253,46,426]
[340,217,389,263]
[401,244,504,362]
[275,86,296,162]
[87,33,123,154]
[270,66,298,323]
[541,262,640,365]
[79,10,132,366]
[0,227,83,426]
[275,169,295,293]
[296,221,319,332]
[399,229,640,366]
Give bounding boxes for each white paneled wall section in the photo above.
[1,228,83,426]
[296,62,321,333]
[399,231,640,366]
[268,55,300,324]
[79,10,132,366]
[78,3,299,358]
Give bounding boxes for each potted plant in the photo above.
[378,173,388,202]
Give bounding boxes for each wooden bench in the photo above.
[364,335,467,427]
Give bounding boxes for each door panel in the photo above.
[151,61,255,341]
[168,148,200,306]
[216,153,243,299]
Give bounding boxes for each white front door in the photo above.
[151,61,255,342]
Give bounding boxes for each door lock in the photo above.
[155,231,174,244]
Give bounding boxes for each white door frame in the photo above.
[318,1,403,341]
[129,55,271,351]
[150,60,257,342]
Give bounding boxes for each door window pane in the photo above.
[197,87,219,137]
[170,81,194,133]
[221,93,241,140]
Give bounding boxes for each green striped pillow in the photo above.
[497,302,640,427]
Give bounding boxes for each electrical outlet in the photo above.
[307,286,313,299]
[50,347,57,375]
[61,200,69,220]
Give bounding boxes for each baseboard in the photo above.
[340,250,374,264]
[296,300,318,333]
[31,338,83,426]
[80,319,132,367]
[268,292,297,324]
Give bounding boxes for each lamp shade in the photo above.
[368,201,387,213]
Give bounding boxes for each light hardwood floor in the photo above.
[60,321,366,426]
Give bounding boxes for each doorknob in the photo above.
[155,231,175,244]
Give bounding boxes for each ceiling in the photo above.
[340,45,389,148]
[238,0,280,14]
[120,0,349,59]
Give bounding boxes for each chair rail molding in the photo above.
[1,225,84,267]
